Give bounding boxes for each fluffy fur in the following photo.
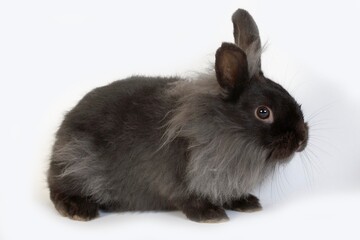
[47,9,308,222]
[164,77,276,204]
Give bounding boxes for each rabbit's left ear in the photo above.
[232,9,262,77]
[215,43,249,100]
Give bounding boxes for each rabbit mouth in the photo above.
[266,147,296,163]
[266,135,300,162]
[266,122,308,163]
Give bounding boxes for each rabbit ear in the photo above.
[232,9,262,77]
[215,43,249,100]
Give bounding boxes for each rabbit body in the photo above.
[48,77,186,211]
[47,9,308,222]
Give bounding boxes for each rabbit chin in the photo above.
[267,148,296,164]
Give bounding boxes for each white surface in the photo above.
[1,0,360,239]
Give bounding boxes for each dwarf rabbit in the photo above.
[47,9,308,223]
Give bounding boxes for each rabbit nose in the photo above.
[296,122,308,152]
[296,140,305,152]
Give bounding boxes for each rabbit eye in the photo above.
[255,106,274,123]
[257,107,269,118]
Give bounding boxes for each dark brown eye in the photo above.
[255,106,274,123]
[257,107,269,119]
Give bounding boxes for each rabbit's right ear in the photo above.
[232,9,262,77]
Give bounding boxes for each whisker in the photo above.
[300,153,313,188]
[302,155,312,185]
[270,166,277,201]
[279,166,289,195]
[306,103,335,122]
[302,150,321,182]
[280,164,291,186]
[305,145,319,159]
[299,155,308,185]
[307,142,331,157]
[308,127,336,132]
[308,139,332,149]
[302,150,318,171]
[308,120,332,128]
[308,151,323,173]
[308,135,331,143]
[280,165,291,196]
[273,165,284,199]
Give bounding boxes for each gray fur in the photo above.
[47,9,308,222]
[232,9,262,77]
[51,138,112,203]
[48,76,192,211]
[164,76,276,204]
[244,40,262,78]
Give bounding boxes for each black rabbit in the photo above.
[47,9,308,223]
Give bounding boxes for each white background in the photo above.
[1,0,360,239]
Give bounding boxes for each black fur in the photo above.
[47,9,308,223]
[48,76,188,212]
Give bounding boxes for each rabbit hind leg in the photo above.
[50,190,99,221]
